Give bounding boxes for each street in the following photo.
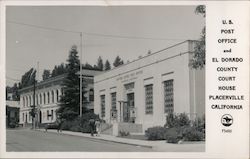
[6,129,153,152]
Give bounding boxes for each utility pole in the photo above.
[80,32,83,117]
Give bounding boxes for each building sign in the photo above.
[116,70,143,83]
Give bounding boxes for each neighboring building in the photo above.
[94,40,205,134]
[6,100,20,128]
[18,69,102,126]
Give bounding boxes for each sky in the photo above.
[6,6,205,86]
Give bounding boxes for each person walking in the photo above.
[95,119,101,137]
[89,118,95,136]
[56,118,63,133]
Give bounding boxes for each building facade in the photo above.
[94,40,205,133]
[19,69,101,126]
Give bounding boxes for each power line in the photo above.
[7,20,80,34]
[7,20,186,41]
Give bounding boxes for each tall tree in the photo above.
[97,56,104,71]
[104,60,111,71]
[20,68,36,88]
[190,5,206,69]
[57,45,87,121]
[113,56,124,67]
[83,63,93,69]
[42,70,51,80]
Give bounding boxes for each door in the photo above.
[123,93,134,122]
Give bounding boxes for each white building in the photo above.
[19,69,101,126]
[94,40,205,134]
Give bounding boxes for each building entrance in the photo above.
[123,93,135,123]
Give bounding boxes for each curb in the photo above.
[35,129,153,149]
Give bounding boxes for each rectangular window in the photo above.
[145,84,153,114]
[164,79,174,113]
[100,95,105,118]
[111,92,117,110]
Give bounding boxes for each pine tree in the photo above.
[104,60,111,71]
[42,70,50,80]
[113,56,124,67]
[57,45,87,121]
[97,56,104,71]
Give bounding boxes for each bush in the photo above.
[61,112,100,133]
[165,127,182,143]
[145,126,167,140]
[182,127,204,141]
[118,131,130,137]
[165,112,190,128]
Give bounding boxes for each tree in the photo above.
[97,56,104,71]
[83,63,93,69]
[104,60,111,71]
[190,5,206,69]
[19,68,36,88]
[57,45,87,121]
[42,70,51,80]
[51,63,68,77]
[113,56,124,67]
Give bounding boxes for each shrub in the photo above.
[165,112,190,128]
[182,127,204,141]
[145,126,167,140]
[165,127,182,143]
[118,131,130,137]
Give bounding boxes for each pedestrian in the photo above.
[89,118,95,136]
[95,119,101,136]
[56,118,63,133]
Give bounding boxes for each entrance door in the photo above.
[123,93,134,122]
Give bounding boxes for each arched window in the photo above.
[40,94,42,105]
[51,91,54,103]
[56,90,59,102]
[26,96,28,107]
[47,92,50,104]
[29,96,31,106]
[44,93,46,104]
[23,97,25,107]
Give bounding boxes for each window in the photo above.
[145,84,153,114]
[164,79,174,113]
[51,91,54,103]
[44,93,46,104]
[89,89,94,101]
[56,90,59,102]
[47,92,50,104]
[40,94,42,105]
[51,110,54,120]
[47,110,49,120]
[23,97,25,107]
[111,92,117,110]
[100,95,105,118]
[29,96,31,106]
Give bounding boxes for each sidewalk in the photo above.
[36,129,205,152]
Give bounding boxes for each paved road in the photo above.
[6,129,153,152]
